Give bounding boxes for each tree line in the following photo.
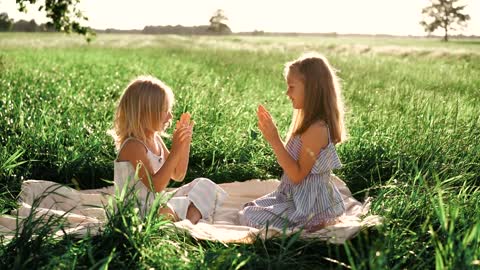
[2,1,474,42]
[0,9,232,37]
[0,13,57,32]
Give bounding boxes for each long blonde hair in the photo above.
[285,53,346,144]
[112,75,174,149]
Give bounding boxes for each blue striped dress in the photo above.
[242,131,346,231]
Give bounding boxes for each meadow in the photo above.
[0,33,479,269]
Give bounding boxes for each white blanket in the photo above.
[0,176,381,244]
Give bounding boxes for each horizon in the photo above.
[1,0,479,36]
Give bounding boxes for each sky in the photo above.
[1,0,479,36]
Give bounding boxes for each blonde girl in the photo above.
[113,76,226,224]
[241,53,347,231]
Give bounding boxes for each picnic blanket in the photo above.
[0,176,381,244]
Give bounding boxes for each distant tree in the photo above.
[0,12,14,31]
[252,29,264,36]
[16,0,94,41]
[420,0,470,41]
[12,19,39,32]
[38,23,57,32]
[208,9,232,34]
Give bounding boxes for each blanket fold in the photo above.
[0,176,382,244]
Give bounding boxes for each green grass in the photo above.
[1,33,479,269]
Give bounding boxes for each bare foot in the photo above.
[186,203,202,224]
[158,206,178,221]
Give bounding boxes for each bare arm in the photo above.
[169,113,194,181]
[118,140,180,192]
[172,144,190,181]
[257,105,328,184]
[118,126,192,192]
[160,133,190,182]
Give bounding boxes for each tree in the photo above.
[0,12,14,31]
[420,0,470,41]
[16,0,94,41]
[12,19,39,32]
[208,9,232,34]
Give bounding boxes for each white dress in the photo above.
[113,136,227,220]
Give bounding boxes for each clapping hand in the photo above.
[257,105,280,145]
[172,113,194,152]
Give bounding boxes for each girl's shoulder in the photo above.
[117,138,149,161]
[302,120,328,138]
[299,120,329,150]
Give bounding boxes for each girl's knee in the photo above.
[186,203,202,224]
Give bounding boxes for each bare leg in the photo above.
[186,203,202,224]
[158,206,178,221]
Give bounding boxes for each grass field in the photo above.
[1,33,479,269]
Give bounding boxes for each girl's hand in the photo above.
[176,113,192,128]
[171,125,192,152]
[257,105,280,145]
[172,113,194,152]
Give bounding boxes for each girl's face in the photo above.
[286,72,305,109]
[161,110,173,130]
[159,99,173,131]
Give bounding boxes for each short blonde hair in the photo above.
[284,53,346,144]
[112,75,174,149]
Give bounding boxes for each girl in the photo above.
[112,75,227,224]
[241,53,347,231]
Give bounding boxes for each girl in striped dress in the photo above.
[241,53,347,232]
[112,76,226,224]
